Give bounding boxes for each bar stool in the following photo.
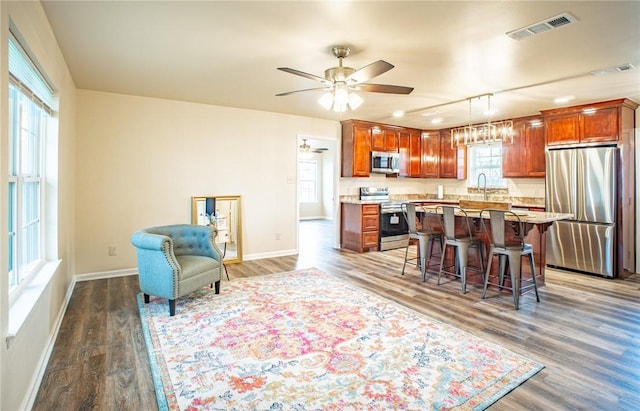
[436,206,485,293]
[480,209,540,309]
[401,203,443,281]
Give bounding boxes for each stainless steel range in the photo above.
[359,187,409,251]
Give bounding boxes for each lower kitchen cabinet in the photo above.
[341,203,379,252]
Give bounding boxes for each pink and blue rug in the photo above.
[138,268,543,410]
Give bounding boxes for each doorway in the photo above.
[296,136,338,249]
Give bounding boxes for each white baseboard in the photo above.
[74,267,138,282]
[244,249,297,261]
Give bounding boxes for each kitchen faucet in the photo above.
[478,172,487,201]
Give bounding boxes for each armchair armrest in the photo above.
[131,231,172,251]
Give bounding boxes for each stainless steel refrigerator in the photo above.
[545,146,617,277]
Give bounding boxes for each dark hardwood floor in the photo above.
[33,220,640,410]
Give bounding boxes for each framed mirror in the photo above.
[192,195,242,264]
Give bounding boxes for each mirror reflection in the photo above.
[192,195,242,263]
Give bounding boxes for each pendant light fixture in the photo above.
[451,93,514,147]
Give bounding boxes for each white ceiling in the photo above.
[40,1,640,130]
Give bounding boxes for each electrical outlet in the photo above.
[108,245,118,256]
[275,233,281,240]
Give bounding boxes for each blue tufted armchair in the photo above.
[131,224,223,316]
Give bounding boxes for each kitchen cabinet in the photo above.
[341,203,379,252]
[341,120,371,177]
[420,130,440,178]
[398,128,422,177]
[502,116,546,178]
[581,107,618,143]
[371,126,399,152]
[439,129,466,179]
[542,99,634,146]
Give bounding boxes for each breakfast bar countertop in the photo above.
[416,205,574,225]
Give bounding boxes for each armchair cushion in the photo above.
[131,224,222,315]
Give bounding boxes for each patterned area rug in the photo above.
[138,268,543,410]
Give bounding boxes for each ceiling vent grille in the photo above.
[590,63,636,76]
[506,12,578,40]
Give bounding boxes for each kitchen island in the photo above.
[413,204,573,287]
[340,198,572,287]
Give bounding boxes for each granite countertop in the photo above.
[417,204,572,224]
[340,195,545,209]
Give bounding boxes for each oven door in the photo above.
[380,209,409,250]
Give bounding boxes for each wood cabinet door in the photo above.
[398,131,410,177]
[352,125,372,177]
[398,130,421,177]
[421,130,440,178]
[384,128,399,152]
[502,120,526,177]
[546,113,579,145]
[439,130,466,179]
[371,127,385,151]
[371,127,399,152]
[408,130,422,177]
[525,122,546,177]
[580,106,618,143]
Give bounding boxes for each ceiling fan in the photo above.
[299,139,328,154]
[276,46,414,111]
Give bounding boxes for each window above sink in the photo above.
[468,144,506,188]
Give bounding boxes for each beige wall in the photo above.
[75,90,340,275]
[0,2,77,410]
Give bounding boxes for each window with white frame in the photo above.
[467,143,506,187]
[298,160,318,203]
[8,33,54,297]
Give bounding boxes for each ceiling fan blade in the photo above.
[346,60,394,83]
[354,83,414,94]
[276,86,331,97]
[277,67,330,84]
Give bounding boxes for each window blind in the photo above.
[8,34,54,112]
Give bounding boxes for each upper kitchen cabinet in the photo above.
[439,129,466,179]
[542,99,637,146]
[502,116,546,178]
[341,120,371,177]
[420,130,440,178]
[398,128,422,177]
[371,126,399,152]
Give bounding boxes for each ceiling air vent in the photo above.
[506,12,578,40]
[590,63,636,76]
[616,63,635,72]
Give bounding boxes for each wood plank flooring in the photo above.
[33,220,640,410]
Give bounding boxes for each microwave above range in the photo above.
[371,151,400,174]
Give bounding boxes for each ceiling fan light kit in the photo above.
[319,86,363,112]
[299,139,328,153]
[451,94,514,148]
[277,45,413,112]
